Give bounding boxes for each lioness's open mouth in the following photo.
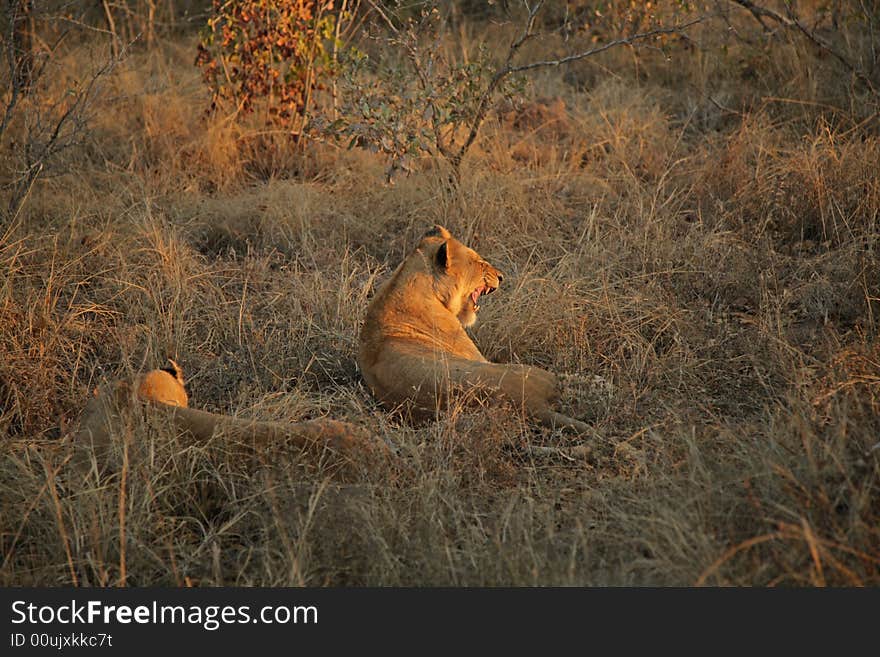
[470,284,497,311]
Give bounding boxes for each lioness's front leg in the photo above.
[371,350,589,433]
[458,361,591,434]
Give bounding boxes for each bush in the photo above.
[195,0,339,130]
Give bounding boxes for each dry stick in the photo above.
[858,0,877,69]
[338,0,369,51]
[447,0,544,172]
[330,0,356,121]
[0,27,18,140]
[727,0,784,30]
[363,0,395,33]
[9,0,33,92]
[0,0,33,141]
[146,0,157,48]
[511,19,706,73]
[785,7,877,93]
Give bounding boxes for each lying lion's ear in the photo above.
[436,241,450,269]
[163,357,186,387]
[425,225,452,239]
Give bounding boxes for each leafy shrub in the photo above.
[195,0,339,129]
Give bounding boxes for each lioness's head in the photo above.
[136,357,189,407]
[420,225,503,328]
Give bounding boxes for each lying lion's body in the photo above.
[75,361,380,469]
[358,226,589,433]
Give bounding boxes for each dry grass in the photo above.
[1,8,879,586]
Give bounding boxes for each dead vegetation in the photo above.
[1,2,879,586]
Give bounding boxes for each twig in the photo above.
[450,0,546,171]
[101,0,120,57]
[0,0,27,141]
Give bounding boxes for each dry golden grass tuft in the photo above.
[1,10,878,585]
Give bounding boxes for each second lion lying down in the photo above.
[358,225,589,433]
[75,359,379,468]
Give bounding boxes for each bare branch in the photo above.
[726,0,876,93]
[726,0,791,30]
[401,20,454,160]
[4,34,134,222]
[1,0,31,141]
[783,4,876,93]
[508,18,705,74]
[363,0,399,34]
[452,16,705,171]
[345,3,708,181]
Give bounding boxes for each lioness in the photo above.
[358,225,590,433]
[75,359,380,467]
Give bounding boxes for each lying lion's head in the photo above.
[421,225,503,328]
[136,358,189,407]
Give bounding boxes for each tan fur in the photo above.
[75,362,383,469]
[358,225,590,433]
[136,358,189,407]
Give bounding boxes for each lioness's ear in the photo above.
[436,241,450,269]
[163,357,186,387]
[425,225,452,240]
